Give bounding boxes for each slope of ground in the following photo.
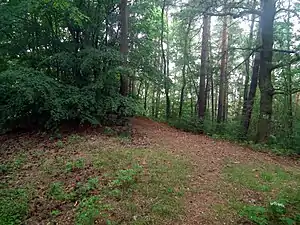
[131,117,300,224]
[1,117,299,225]
[0,131,190,225]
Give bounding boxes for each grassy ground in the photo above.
[216,161,300,225]
[0,133,190,225]
[1,121,300,225]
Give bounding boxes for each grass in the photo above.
[216,162,300,224]
[0,133,190,225]
[0,188,29,225]
[90,149,189,224]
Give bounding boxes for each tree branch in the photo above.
[225,46,260,76]
[206,9,261,18]
[230,47,300,54]
[271,55,300,71]
[187,64,199,98]
[273,88,300,95]
[276,8,300,20]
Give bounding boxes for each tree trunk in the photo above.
[242,0,256,117]
[179,20,192,118]
[120,0,129,96]
[131,71,136,96]
[204,34,212,116]
[242,20,261,137]
[198,15,211,120]
[256,0,276,142]
[155,87,161,118]
[161,0,171,119]
[205,75,210,113]
[166,7,171,117]
[179,73,186,118]
[144,83,149,113]
[217,15,229,124]
[211,73,215,121]
[209,41,214,121]
[137,81,143,98]
[190,84,194,117]
[296,93,300,110]
[151,87,155,117]
[286,0,293,137]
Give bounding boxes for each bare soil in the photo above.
[1,117,299,225]
[131,117,300,225]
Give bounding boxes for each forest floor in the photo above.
[132,117,300,225]
[1,117,300,225]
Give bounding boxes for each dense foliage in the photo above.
[0,68,136,132]
[1,0,300,153]
[0,0,141,132]
[136,0,300,154]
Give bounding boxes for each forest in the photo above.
[1,0,300,152]
[1,0,300,225]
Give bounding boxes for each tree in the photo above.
[242,12,261,137]
[2,0,300,153]
[256,0,276,142]
[120,0,129,96]
[217,14,229,124]
[179,19,192,118]
[241,0,257,121]
[198,14,211,121]
[161,0,171,119]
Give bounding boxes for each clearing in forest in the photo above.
[1,117,300,225]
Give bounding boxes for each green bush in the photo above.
[0,68,137,133]
[168,117,204,134]
[217,120,244,140]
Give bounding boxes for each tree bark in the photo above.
[179,20,192,118]
[137,81,142,98]
[243,51,260,135]
[144,83,149,113]
[286,0,293,137]
[190,84,194,117]
[205,75,209,113]
[151,87,156,117]
[256,0,276,142]
[155,87,161,118]
[217,15,229,124]
[209,41,214,121]
[242,19,261,137]
[198,15,211,120]
[120,0,129,96]
[215,85,219,119]
[131,71,136,96]
[161,0,171,119]
[166,7,171,117]
[242,0,256,117]
[211,72,215,121]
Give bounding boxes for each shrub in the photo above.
[168,117,204,134]
[0,68,137,133]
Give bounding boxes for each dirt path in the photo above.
[131,117,299,225]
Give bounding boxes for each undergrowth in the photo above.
[166,116,300,155]
[0,188,29,225]
[0,134,190,225]
[218,162,300,225]
[0,67,137,133]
